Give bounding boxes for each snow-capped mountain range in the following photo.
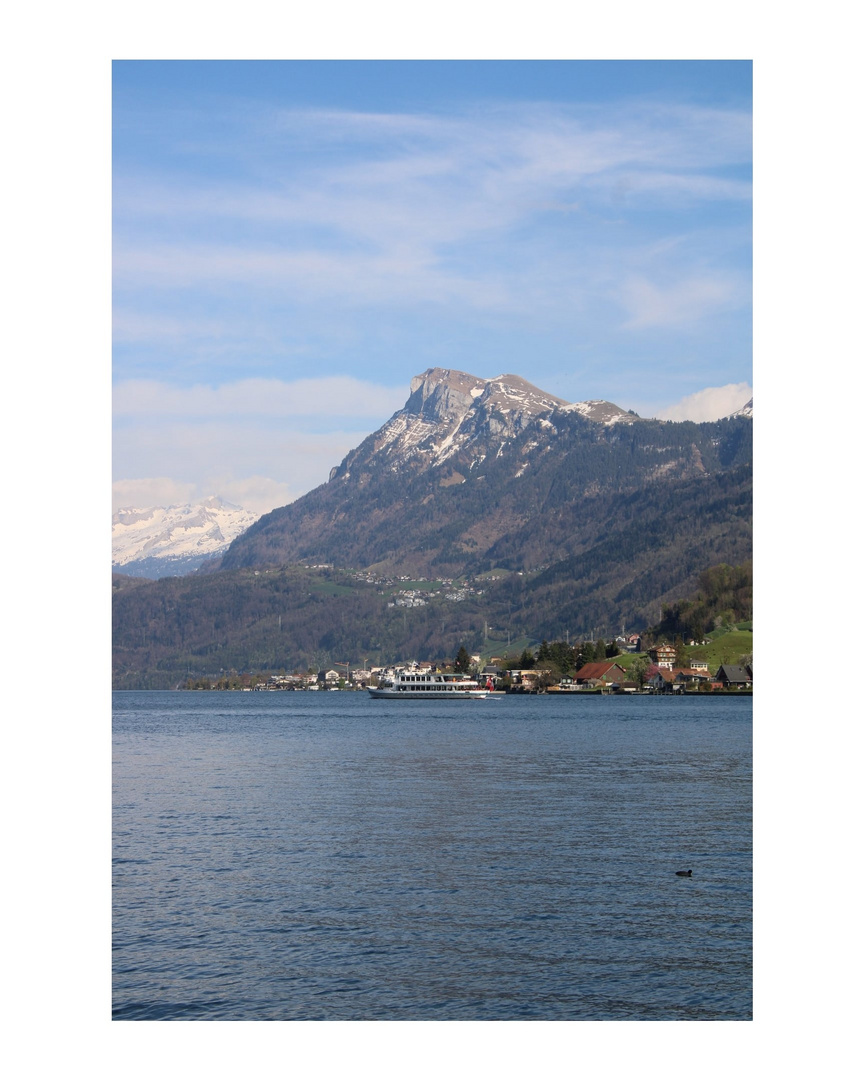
[112,496,259,578]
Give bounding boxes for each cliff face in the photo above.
[330,368,576,481]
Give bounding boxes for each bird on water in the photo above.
[675,870,693,877]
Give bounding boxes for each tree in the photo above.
[631,655,649,688]
[605,639,620,658]
[535,666,561,690]
[518,647,535,669]
[454,645,472,673]
[550,640,576,673]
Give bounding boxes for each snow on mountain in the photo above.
[113,496,259,577]
[330,368,633,482]
[728,398,753,419]
[559,399,638,425]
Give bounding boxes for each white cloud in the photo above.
[619,274,741,328]
[113,244,514,310]
[113,376,406,419]
[112,312,231,344]
[113,418,366,515]
[112,376,414,515]
[112,477,197,512]
[111,475,300,518]
[114,101,751,322]
[210,476,299,517]
[599,171,750,203]
[655,383,752,423]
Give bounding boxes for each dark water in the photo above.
[113,691,751,1020]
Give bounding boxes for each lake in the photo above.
[113,691,751,1020]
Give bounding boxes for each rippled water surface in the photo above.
[113,691,751,1020]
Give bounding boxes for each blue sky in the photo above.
[113,60,752,514]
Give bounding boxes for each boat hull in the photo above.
[368,688,488,699]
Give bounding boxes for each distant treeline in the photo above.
[646,561,752,644]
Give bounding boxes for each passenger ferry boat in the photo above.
[368,668,491,699]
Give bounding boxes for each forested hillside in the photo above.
[646,561,753,643]
[220,410,751,579]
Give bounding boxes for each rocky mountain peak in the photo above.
[404,368,486,428]
[405,368,566,426]
[332,368,572,480]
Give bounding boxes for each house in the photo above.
[672,667,711,685]
[507,668,553,689]
[574,661,627,685]
[545,675,580,693]
[648,644,677,669]
[715,664,752,688]
[647,669,684,692]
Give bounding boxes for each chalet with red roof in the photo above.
[574,661,627,686]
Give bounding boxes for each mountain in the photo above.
[113,368,751,687]
[321,369,637,482]
[219,367,749,580]
[112,496,259,578]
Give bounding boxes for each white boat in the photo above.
[368,669,491,699]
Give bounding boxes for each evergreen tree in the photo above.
[550,640,576,672]
[454,645,472,673]
[518,647,535,669]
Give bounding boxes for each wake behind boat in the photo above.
[368,669,490,699]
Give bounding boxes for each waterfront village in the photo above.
[184,638,753,694]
